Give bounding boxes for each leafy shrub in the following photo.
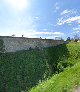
[0,42,80,92]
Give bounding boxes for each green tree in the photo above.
[74,34,79,42]
[66,37,71,42]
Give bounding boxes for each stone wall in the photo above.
[0,36,64,52]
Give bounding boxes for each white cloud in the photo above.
[60,9,77,15]
[46,36,64,39]
[4,0,29,12]
[57,16,80,25]
[0,28,37,38]
[54,2,60,11]
[73,28,80,31]
[55,6,60,10]
[72,31,80,34]
[30,31,64,35]
[47,22,54,26]
[0,27,64,39]
[61,10,71,15]
[52,32,64,35]
[32,31,64,39]
[71,26,80,35]
[42,29,48,31]
[34,17,40,20]
[0,15,39,38]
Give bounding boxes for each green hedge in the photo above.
[0,42,80,92]
[0,39,5,52]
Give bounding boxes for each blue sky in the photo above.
[0,0,80,40]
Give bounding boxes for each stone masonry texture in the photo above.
[0,36,64,52]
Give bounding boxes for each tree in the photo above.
[11,34,16,37]
[66,37,71,42]
[74,34,79,42]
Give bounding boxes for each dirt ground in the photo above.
[73,87,80,92]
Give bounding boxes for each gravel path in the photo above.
[74,87,80,92]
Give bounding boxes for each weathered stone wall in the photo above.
[0,36,64,52]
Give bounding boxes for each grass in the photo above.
[29,61,80,92]
[29,42,80,92]
[0,42,80,92]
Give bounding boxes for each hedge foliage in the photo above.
[0,42,80,92]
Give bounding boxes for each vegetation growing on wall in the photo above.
[0,39,5,53]
[29,42,80,92]
[0,42,80,92]
[0,50,48,92]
